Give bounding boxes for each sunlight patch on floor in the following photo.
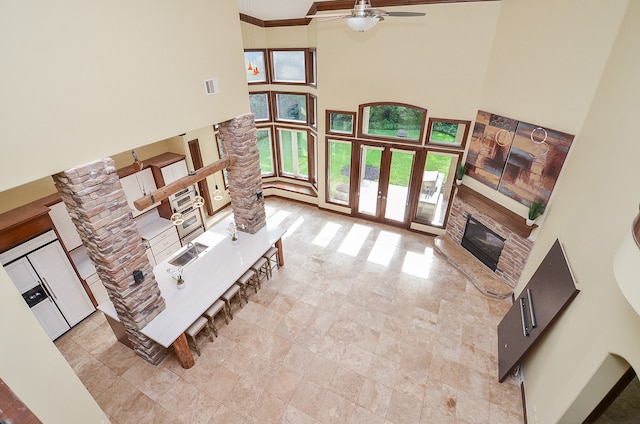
[281,216,304,240]
[368,230,401,266]
[312,222,341,247]
[267,210,291,228]
[337,224,371,257]
[402,247,434,279]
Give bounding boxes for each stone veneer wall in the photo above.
[219,113,266,234]
[52,158,168,365]
[446,191,533,289]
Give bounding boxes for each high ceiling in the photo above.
[237,0,334,21]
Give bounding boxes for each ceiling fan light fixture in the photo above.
[345,16,379,32]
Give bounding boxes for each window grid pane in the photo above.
[328,140,352,204]
[257,129,274,175]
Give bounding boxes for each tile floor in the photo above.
[55,198,524,423]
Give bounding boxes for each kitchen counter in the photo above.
[98,216,286,362]
[69,246,96,279]
[135,209,173,241]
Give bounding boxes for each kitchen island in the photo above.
[98,216,285,368]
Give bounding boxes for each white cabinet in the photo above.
[120,168,159,217]
[28,241,95,327]
[161,160,188,185]
[143,226,180,266]
[2,232,95,340]
[48,201,83,251]
[86,273,109,305]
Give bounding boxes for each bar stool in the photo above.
[202,299,229,337]
[222,284,244,319]
[251,256,270,285]
[263,246,280,277]
[185,316,213,356]
[235,269,259,301]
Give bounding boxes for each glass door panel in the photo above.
[357,146,383,216]
[416,151,459,226]
[384,149,415,222]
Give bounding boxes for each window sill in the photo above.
[262,181,317,198]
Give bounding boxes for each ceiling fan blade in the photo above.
[385,11,426,17]
[306,13,351,19]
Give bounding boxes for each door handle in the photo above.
[41,278,57,300]
[520,297,529,337]
[527,289,537,328]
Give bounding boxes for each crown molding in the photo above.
[239,0,499,28]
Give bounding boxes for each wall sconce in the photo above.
[256,191,263,200]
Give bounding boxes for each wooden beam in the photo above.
[133,156,236,211]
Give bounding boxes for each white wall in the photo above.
[0,1,249,421]
[0,0,250,192]
[513,1,640,422]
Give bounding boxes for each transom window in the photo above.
[358,103,427,143]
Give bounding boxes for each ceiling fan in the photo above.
[306,0,426,32]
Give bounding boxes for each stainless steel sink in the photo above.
[168,242,208,267]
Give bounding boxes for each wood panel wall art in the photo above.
[467,110,574,207]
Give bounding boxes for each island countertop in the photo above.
[98,217,285,348]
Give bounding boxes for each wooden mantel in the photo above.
[455,185,536,238]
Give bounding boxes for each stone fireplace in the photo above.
[446,185,534,289]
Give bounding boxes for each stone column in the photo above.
[219,113,266,234]
[52,158,167,365]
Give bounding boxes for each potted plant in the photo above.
[456,162,467,185]
[527,199,545,226]
[227,221,239,243]
[168,266,185,289]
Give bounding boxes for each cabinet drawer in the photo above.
[148,227,179,249]
[87,273,109,305]
[85,273,101,285]
[150,231,179,255]
[154,241,181,264]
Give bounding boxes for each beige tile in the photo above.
[223,378,263,418]
[206,365,241,403]
[385,389,423,423]
[330,365,365,404]
[289,378,327,419]
[248,390,287,423]
[283,344,315,375]
[421,381,457,424]
[305,353,339,388]
[94,376,140,418]
[349,405,387,424]
[56,199,523,424]
[357,377,393,417]
[208,404,245,424]
[317,390,357,424]
[456,390,490,424]
[281,405,316,424]
[265,366,303,402]
[342,342,375,376]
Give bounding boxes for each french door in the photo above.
[354,143,417,226]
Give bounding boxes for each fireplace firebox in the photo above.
[461,216,506,271]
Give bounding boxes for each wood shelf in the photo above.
[455,185,535,238]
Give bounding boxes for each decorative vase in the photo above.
[526,218,535,226]
[456,179,462,186]
[231,236,238,244]
[177,278,185,289]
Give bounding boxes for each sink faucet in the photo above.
[187,241,200,255]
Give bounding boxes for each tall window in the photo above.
[327,139,353,205]
[278,129,308,179]
[256,128,275,176]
